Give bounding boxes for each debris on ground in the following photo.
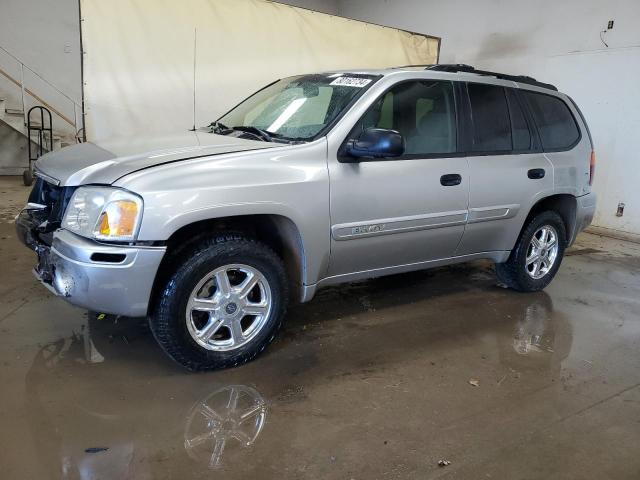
[438,459,451,467]
[469,378,480,387]
[85,447,109,453]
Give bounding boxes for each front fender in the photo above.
[114,140,330,287]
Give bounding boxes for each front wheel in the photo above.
[496,211,566,292]
[150,235,288,371]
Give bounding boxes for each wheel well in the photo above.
[524,194,577,245]
[151,215,306,309]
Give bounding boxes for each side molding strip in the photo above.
[467,204,520,224]
[331,210,468,241]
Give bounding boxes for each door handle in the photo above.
[440,174,462,186]
[528,168,545,179]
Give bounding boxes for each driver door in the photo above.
[327,80,470,277]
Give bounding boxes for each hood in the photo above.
[34,131,279,186]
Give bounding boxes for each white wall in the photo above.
[0,0,82,104]
[0,0,337,109]
[81,0,437,141]
[338,0,640,235]
[0,0,336,153]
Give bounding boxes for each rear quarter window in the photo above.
[524,91,580,150]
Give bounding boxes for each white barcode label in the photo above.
[330,77,372,88]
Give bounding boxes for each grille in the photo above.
[28,177,76,231]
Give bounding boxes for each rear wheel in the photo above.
[496,211,566,292]
[150,235,288,371]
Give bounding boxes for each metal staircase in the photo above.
[0,101,64,150]
[0,45,84,184]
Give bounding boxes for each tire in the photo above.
[496,211,566,292]
[149,234,288,371]
[23,168,33,186]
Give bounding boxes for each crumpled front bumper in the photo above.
[16,209,166,317]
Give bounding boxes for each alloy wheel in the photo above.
[186,264,272,351]
[525,225,559,280]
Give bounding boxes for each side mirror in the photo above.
[342,128,405,162]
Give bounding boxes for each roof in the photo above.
[326,64,558,92]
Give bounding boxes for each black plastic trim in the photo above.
[454,81,472,153]
[527,168,546,179]
[27,177,77,235]
[426,64,558,91]
[90,252,127,263]
[513,88,543,153]
[456,81,474,154]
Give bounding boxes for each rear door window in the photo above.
[468,83,512,152]
[524,91,580,150]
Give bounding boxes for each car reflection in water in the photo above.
[497,292,572,379]
[184,385,267,469]
[514,299,556,355]
[23,315,270,479]
[22,292,570,478]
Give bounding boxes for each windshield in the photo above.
[214,74,379,142]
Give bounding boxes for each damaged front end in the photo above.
[15,175,76,288]
[15,173,166,317]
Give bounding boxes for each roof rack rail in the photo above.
[425,64,558,91]
[391,64,434,69]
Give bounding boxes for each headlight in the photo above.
[62,187,143,242]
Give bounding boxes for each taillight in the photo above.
[589,150,596,186]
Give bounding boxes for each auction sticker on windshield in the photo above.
[330,77,372,88]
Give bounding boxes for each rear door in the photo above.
[523,90,588,196]
[327,79,469,277]
[456,83,554,255]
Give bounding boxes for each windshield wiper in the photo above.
[235,127,302,144]
[230,126,274,142]
[208,121,231,134]
[209,122,299,143]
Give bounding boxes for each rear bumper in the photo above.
[572,192,597,244]
[16,209,166,317]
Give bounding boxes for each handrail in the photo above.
[0,65,76,128]
[0,45,82,132]
[0,45,81,110]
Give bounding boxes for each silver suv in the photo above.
[16,64,596,370]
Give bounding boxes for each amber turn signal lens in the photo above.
[96,200,139,238]
[589,150,596,186]
[98,212,110,236]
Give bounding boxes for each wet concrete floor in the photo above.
[1,176,640,479]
